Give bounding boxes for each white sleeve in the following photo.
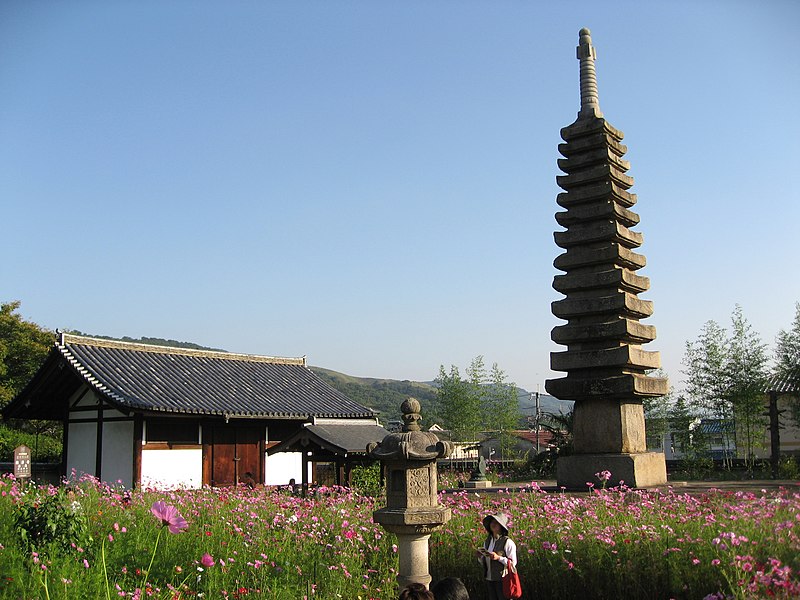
[499,539,517,568]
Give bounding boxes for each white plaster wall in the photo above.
[67,422,97,479]
[141,449,203,489]
[264,451,306,485]
[74,389,97,407]
[102,421,134,488]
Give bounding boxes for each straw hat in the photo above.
[482,513,510,535]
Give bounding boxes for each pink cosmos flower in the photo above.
[201,553,215,568]
[150,501,188,534]
[595,470,612,482]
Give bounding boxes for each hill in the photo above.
[310,367,439,422]
[65,331,226,352]
[311,367,574,426]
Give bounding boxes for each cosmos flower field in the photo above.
[1,474,798,599]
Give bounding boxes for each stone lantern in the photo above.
[368,397,453,589]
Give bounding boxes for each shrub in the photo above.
[13,486,92,555]
[350,462,383,497]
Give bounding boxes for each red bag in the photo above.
[502,560,522,599]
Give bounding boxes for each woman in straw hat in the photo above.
[475,513,517,600]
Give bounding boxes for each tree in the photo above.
[435,364,482,442]
[775,302,800,376]
[668,395,697,457]
[0,301,53,406]
[0,301,60,461]
[683,320,729,420]
[643,369,672,452]
[482,362,520,460]
[681,305,769,466]
[725,305,769,463]
[435,356,520,451]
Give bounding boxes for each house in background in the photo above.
[2,334,384,489]
[746,370,800,459]
[648,418,736,461]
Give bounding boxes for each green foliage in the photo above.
[682,306,770,464]
[774,302,800,376]
[349,463,383,497]
[483,362,520,460]
[0,301,63,462]
[726,306,769,462]
[312,367,438,422]
[435,356,519,445]
[778,455,799,480]
[0,301,53,407]
[13,486,92,555]
[643,369,672,451]
[774,303,800,429]
[669,396,696,456]
[0,423,62,462]
[436,363,482,441]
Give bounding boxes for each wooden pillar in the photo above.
[301,451,309,498]
[61,414,70,480]
[769,391,781,479]
[132,415,143,488]
[95,400,104,480]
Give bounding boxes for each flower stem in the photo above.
[101,537,111,600]
[141,526,164,593]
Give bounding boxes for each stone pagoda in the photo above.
[545,28,668,489]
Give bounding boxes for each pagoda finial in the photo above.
[577,27,602,118]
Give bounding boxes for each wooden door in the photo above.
[205,426,264,487]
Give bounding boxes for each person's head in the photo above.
[482,513,510,537]
[431,577,470,600]
[398,583,434,600]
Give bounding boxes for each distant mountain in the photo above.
[64,331,227,352]
[310,367,439,422]
[311,367,574,426]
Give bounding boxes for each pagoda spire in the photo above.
[577,27,602,118]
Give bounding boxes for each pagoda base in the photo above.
[464,480,492,489]
[557,452,666,490]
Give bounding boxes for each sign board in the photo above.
[14,445,32,479]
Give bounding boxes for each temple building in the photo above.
[2,333,386,488]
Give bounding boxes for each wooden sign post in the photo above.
[14,444,32,481]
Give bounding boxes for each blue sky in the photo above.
[2,1,798,393]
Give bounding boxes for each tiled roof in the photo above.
[5,334,376,420]
[766,369,800,394]
[698,419,735,435]
[267,421,389,456]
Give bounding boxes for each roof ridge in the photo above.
[59,333,306,366]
